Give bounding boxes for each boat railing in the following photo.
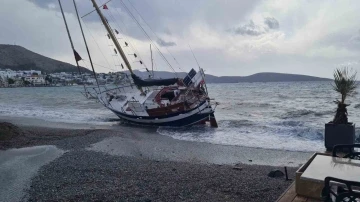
[100,84,135,94]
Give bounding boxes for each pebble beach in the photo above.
[0,120,313,201]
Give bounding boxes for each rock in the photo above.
[268,170,284,178]
[0,122,23,140]
[206,189,215,194]
[233,167,243,171]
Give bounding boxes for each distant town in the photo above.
[0,69,130,87]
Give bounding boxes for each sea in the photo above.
[1,81,360,152]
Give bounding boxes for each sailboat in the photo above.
[58,0,218,127]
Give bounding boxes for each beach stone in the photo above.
[267,170,284,178]
[0,122,23,140]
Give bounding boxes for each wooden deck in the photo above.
[276,182,321,202]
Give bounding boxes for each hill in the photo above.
[0,44,331,82]
[132,70,331,83]
[0,44,91,74]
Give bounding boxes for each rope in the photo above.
[126,0,184,72]
[82,59,117,71]
[102,3,145,67]
[119,0,178,77]
[81,0,113,18]
[82,20,113,71]
[99,0,151,75]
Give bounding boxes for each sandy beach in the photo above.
[0,117,315,202]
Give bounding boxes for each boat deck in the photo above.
[276,183,321,202]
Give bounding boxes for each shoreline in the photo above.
[0,118,313,201]
[0,116,313,167]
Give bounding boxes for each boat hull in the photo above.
[110,101,214,127]
[115,111,213,127]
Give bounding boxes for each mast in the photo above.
[72,0,99,89]
[150,44,154,77]
[189,44,209,95]
[58,0,85,91]
[90,0,134,75]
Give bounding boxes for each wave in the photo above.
[280,109,315,119]
[157,118,324,152]
[314,110,333,116]
[0,103,116,125]
[354,104,360,109]
[278,94,289,99]
[235,102,272,108]
[219,119,255,127]
[280,109,332,119]
[279,120,304,127]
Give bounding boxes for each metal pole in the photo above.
[72,0,99,89]
[150,44,154,77]
[90,0,144,94]
[284,166,289,181]
[58,0,85,92]
[90,0,133,74]
[188,44,209,95]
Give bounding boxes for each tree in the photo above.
[7,78,15,85]
[332,67,357,124]
[45,75,52,84]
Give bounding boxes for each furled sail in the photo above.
[131,74,178,87]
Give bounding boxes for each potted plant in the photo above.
[325,67,357,151]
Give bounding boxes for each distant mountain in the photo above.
[0,44,91,74]
[0,44,331,82]
[132,70,331,83]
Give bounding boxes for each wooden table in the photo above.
[276,182,321,202]
[278,154,360,201]
[301,155,360,183]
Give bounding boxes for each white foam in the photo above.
[157,121,324,152]
[0,103,116,125]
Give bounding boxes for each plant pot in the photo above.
[324,123,355,151]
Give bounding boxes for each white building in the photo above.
[0,69,42,79]
[0,69,16,79]
[25,75,45,85]
[22,70,42,76]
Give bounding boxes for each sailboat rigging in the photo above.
[58,0,98,99]
[150,44,154,78]
[59,0,218,127]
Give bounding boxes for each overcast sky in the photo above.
[1,0,360,78]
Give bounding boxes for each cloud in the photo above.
[264,17,279,29]
[156,38,176,47]
[231,20,265,36]
[230,17,279,36]
[350,30,360,43]
[2,0,360,78]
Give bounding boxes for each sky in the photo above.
[1,0,360,78]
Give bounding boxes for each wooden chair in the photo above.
[321,177,360,202]
[332,144,360,160]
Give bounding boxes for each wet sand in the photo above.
[0,119,314,201]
